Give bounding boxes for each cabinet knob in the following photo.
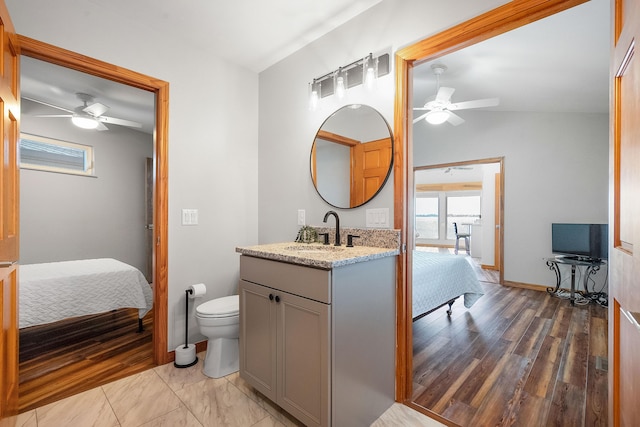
[269,294,274,301]
[275,295,281,303]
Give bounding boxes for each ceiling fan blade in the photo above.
[446,111,465,126]
[413,112,429,124]
[449,97,500,110]
[22,96,74,113]
[435,87,455,103]
[413,107,430,111]
[33,114,73,118]
[95,121,109,131]
[83,102,109,117]
[98,116,142,128]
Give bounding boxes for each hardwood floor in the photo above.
[18,308,154,413]
[412,281,608,426]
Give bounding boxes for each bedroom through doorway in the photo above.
[16,39,167,411]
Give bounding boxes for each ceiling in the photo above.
[20,0,610,136]
[413,0,610,119]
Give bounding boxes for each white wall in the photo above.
[20,113,152,275]
[257,0,509,243]
[8,0,259,350]
[413,110,609,288]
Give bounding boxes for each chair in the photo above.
[453,222,470,255]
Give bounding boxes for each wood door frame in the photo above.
[391,0,589,415]
[18,36,171,365]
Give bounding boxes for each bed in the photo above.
[412,251,484,320]
[19,258,153,330]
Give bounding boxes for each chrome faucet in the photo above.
[323,210,341,246]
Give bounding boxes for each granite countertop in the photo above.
[236,242,400,269]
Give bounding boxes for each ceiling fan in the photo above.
[23,92,142,131]
[413,64,499,126]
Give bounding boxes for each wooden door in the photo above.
[0,0,19,418]
[610,0,640,425]
[351,137,391,207]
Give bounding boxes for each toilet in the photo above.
[195,294,240,378]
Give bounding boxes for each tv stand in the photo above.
[545,257,605,305]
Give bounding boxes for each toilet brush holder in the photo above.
[174,288,198,368]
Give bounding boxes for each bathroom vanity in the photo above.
[236,241,398,427]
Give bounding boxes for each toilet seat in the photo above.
[196,295,239,318]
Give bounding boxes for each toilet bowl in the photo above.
[195,294,239,378]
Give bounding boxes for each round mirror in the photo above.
[310,105,393,209]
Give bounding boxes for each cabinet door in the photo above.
[239,280,277,401]
[277,292,330,427]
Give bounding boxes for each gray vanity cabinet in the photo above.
[239,253,395,427]
[239,256,331,427]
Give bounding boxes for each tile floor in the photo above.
[3,352,445,427]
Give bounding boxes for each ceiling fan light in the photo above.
[425,110,449,125]
[72,114,99,129]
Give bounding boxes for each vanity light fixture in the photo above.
[71,114,99,129]
[425,109,450,125]
[308,51,390,108]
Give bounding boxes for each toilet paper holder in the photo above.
[174,287,199,368]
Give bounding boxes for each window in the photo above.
[415,195,439,239]
[446,194,481,239]
[19,133,94,176]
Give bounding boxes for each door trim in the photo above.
[391,0,588,412]
[18,35,171,365]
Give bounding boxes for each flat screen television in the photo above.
[551,223,608,261]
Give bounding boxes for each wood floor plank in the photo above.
[18,308,153,412]
[546,381,586,426]
[440,399,477,426]
[558,332,589,387]
[584,355,608,427]
[412,280,607,426]
[513,316,552,359]
[523,335,564,399]
[469,353,532,425]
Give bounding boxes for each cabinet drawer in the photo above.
[240,256,331,303]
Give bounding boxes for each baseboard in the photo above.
[502,280,548,292]
[166,340,208,363]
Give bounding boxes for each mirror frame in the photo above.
[310,104,394,209]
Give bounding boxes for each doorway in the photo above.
[413,159,503,283]
[17,36,169,406]
[392,0,608,420]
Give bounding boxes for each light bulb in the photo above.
[71,115,99,129]
[309,81,319,111]
[335,75,346,99]
[364,53,377,90]
[425,110,449,125]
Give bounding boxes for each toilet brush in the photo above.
[174,288,198,368]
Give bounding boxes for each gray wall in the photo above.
[413,110,609,288]
[20,113,153,275]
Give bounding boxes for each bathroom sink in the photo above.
[284,245,345,253]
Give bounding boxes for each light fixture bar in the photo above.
[309,52,390,100]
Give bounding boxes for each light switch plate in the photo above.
[366,208,389,228]
[297,209,306,226]
[182,209,198,225]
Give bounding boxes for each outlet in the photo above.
[297,209,306,226]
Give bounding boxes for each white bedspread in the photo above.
[19,258,153,329]
[412,251,484,318]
